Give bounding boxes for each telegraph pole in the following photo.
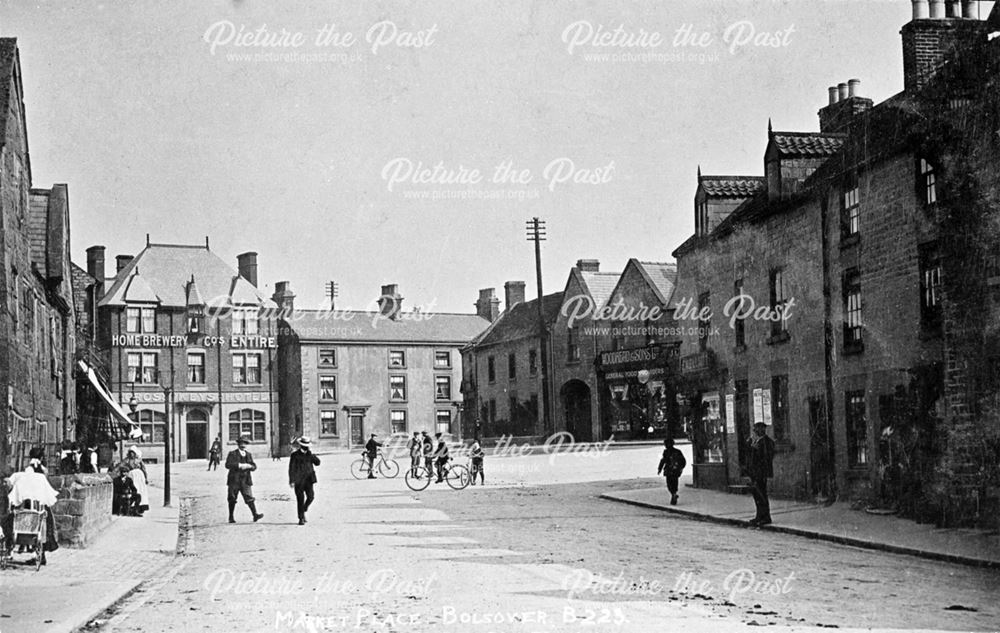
[526,218,551,435]
[325,281,339,310]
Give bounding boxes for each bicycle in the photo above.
[350,450,400,479]
[404,459,470,491]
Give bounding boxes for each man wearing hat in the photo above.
[746,422,775,526]
[226,435,263,523]
[364,433,382,479]
[288,437,321,525]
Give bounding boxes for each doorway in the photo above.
[808,396,835,499]
[186,409,209,459]
[350,412,365,447]
[734,381,750,471]
[561,380,592,442]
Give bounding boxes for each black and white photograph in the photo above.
[0,0,999,631]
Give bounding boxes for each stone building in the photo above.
[275,283,489,453]
[459,283,564,440]
[95,242,281,462]
[671,0,1000,524]
[0,39,79,469]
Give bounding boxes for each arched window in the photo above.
[186,409,208,423]
[137,409,166,443]
[228,408,266,442]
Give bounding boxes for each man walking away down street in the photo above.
[746,422,775,526]
[421,431,434,480]
[657,437,686,505]
[433,433,450,483]
[208,434,222,471]
[407,432,422,477]
[288,436,320,525]
[226,435,263,523]
[364,433,382,479]
[470,438,485,486]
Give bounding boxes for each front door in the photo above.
[809,396,835,499]
[187,423,207,460]
[350,413,364,446]
[734,381,750,471]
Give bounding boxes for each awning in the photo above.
[77,360,141,432]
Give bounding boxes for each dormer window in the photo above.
[126,306,156,334]
[188,306,204,334]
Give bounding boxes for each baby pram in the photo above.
[0,499,48,571]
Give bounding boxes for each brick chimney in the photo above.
[475,288,500,322]
[504,281,526,309]
[237,252,258,287]
[378,284,403,320]
[86,245,106,284]
[115,254,133,273]
[817,78,873,133]
[901,0,989,93]
[272,281,295,313]
[576,259,600,273]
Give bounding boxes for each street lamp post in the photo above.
[162,385,172,507]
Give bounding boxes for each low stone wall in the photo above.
[48,473,113,548]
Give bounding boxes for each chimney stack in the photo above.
[913,0,930,19]
[86,245,106,283]
[116,254,133,273]
[504,281,526,309]
[818,79,873,133]
[237,252,258,287]
[377,284,403,320]
[575,259,600,273]
[475,288,500,322]
[902,0,988,92]
[272,281,295,314]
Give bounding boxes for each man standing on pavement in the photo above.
[433,432,450,483]
[226,435,263,523]
[746,422,775,526]
[421,431,434,479]
[288,437,320,525]
[364,433,382,479]
[407,431,422,477]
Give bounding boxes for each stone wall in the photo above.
[48,473,113,548]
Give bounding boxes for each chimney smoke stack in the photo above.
[575,259,600,273]
[272,281,295,314]
[378,284,403,320]
[929,0,946,18]
[837,83,849,101]
[848,78,861,98]
[504,281,526,309]
[913,0,930,19]
[86,245,106,283]
[237,252,258,288]
[961,0,977,18]
[946,1,961,17]
[116,254,133,273]
[828,86,839,104]
[475,288,500,322]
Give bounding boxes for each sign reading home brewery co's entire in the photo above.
[110,334,278,348]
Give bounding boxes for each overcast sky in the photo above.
[4,0,993,313]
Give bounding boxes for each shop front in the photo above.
[677,349,730,491]
[596,344,679,441]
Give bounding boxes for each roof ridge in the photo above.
[700,174,765,180]
[636,260,676,266]
[146,243,210,250]
[773,130,847,138]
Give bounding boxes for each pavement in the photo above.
[601,484,1000,569]
[0,468,180,633]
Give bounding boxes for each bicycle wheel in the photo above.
[350,458,369,480]
[405,467,431,491]
[378,458,400,479]
[445,465,471,490]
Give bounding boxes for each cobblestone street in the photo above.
[88,448,999,633]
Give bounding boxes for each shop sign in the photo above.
[600,347,655,367]
[112,334,278,349]
[725,394,735,434]
[752,388,772,425]
[124,391,276,404]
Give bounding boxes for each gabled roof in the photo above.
[99,244,274,308]
[186,277,204,307]
[578,270,620,311]
[471,292,564,349]
[769,131,846,157]
[699,176,766,198]
[634,261,677,306]
[286,310,490,345]
[121,271,159,303]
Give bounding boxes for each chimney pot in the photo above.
[828,86,839,105]
[272,281,295,314]
[377,284,403,320]
[575,259,600,273]
[115,254,134,273]
[475,288,500,322]
[929,0,946,18]
[946,0,961,17]
[848,79,861,98]
[504,281,526,309]
[237,252,259,288]
[961,0,977,18]
[913,0,930,19]
[837,83,849,101]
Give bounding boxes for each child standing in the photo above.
[657,437,686,505]
[470,438,485,486]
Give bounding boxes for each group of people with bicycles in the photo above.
[400,432,485,485]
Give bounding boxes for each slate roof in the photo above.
[287,309,490,345]
[634,261,678,306]
[471,292,564,349]
[579,271,620,310]
[700,176,765,198]
[99,244,274,308]
[770,132,846,157]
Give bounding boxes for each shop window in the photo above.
[232,308,259,335]
[845,390,868,467]
[919,242,942,332]
[319,349,337,367]
[127,352,159,384]
[436,409,452,435]
[434,351,451,368]
[389,375,406,401]
[695,393,724,464]
[771,375,788,442]
[435,375,451,401]
[843,268,863,351]
[487,356,496,383]
[228,408,266,442]
[137,409,166,444]
[319,410,337,437]
[388,350,406,368]
[319,376,337,401]
[567,327,580,362]
[232,353,261,384]
[390,410,407,434]
[508,353,517,380]
[528,349,538,376]
[187,352,206,384]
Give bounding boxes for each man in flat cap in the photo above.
[226,435,263,523]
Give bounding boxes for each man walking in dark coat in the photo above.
[746,422,776,526]
[226,435,263,523]
[288,436,320,525]
[657,437,686,505]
